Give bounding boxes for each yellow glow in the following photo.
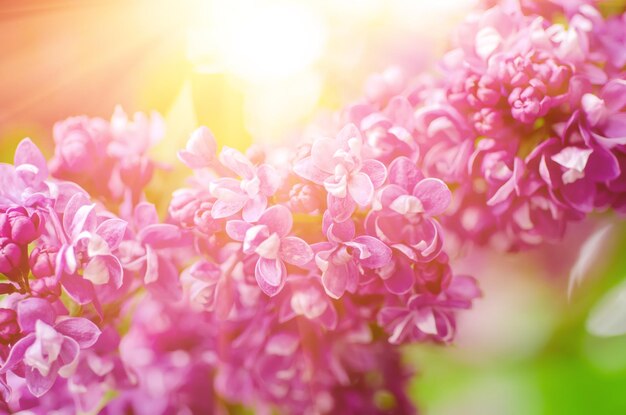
[188,0,327,82]
[184,0,477,142]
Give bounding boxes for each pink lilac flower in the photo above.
[50,107,164,209]
[314,214,392,299]
[202,137,282,222]
[377,0,626,250]
[49,192,125,303]
[0,298,100,397]
[170,111,478,413]
[0,138,51,209]
[294,123,387,221]
[226,205,313,296]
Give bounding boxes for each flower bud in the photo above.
[0,309,19,344]
[169,189,202,228]
[0,237,23,276]
[288,183,321,213]
[0,207,41,245]
[52,116,108,173]
[30,276,62,298]
[29,246,58,279]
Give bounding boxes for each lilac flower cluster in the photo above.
[1,1,623,413]
[0,102,477,414]
[435,0,626,250]
[344,0,626,251]
[163,122,479,413]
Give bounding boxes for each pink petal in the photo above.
[255,258,286,296]
[219,147,255,179]
[551,147,593,172]
[383,261,414,295]
[293,156,329,184]
[55,318,101,348]
[348,172,374,206]
[242,194,267,223]
[146,256,182,301]
[57,336,80,377]
[177,126,216,169]
[144,245,159,284]
[584,147,619,182]
[257,164,281,196]
[64,193,96,239]
[138,224,181,249]
[133,202,160,229]
[447,275,481,302]
[63,244,78,275]
[225,220,252,241]
[562,179,595,213]
[84,255,123,288]
[211,195,247,219]
[311,138,339,174]
[279,236,314,266]
[323,211,355,242]
[327,194,356,222]
[14,138,48,184]
[350,236,392,268]
[385,95,415,127]
[336,123,362,149]
[17,298,55,332]
[61,274,96,305]
[318,303,338,330]
[379,184,407,209]
[321,261,353,299]
[258,204,293,237]
[25,364,57,397]
[0,334,35,373]
[388,156,421,190]
[242,224,270,254]
[602,79,626,113]
[487,158,524,206]
[95,218,127,251]
[361,159,387,188]
[83,256,111,285]
[412,178,452,216]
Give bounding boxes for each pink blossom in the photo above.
[210,147,281,222]
[226,205,313,296]
[294,124,387,221]
[0,298,100,397]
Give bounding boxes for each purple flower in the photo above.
[278,277,338,330]
[366,157,451,263]
[51,115,110,174]
[177,126,217,169]
[508,79,550,124]
[226,205,313,296]
[0,298,100,397]
[169,188,219,234]
[210,147,281,222]
[314,214,392,299]
[0,138,51,209]
[53,192,125,291]
[294,124,387,221]
[379,275,480,344]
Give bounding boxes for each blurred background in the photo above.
[2,1,626,413]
